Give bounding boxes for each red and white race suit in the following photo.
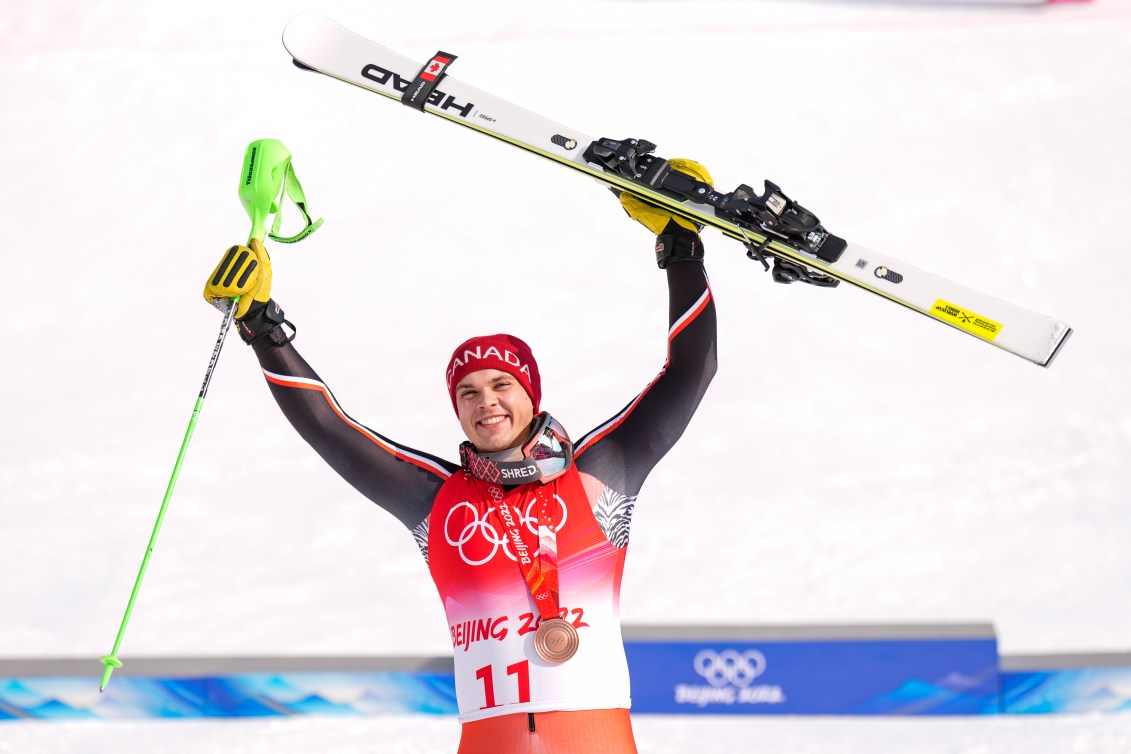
[252,260,716,723]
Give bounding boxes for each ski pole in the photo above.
[98,301,236,692]
[99,139,321,692]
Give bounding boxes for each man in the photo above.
[204,160,717,753]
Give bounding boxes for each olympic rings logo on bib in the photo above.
[444,496,568,566]
[693,649,767,688]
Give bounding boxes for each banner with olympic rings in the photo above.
[622,624,1002,715]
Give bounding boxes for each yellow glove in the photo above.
[203,238,272,319]
[620,158,714,235]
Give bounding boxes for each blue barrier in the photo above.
[622,625,1000,715]
[2,626,1128,720]
[1001,654,1131,714]
[0,672,458,721]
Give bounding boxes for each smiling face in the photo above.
[454,368,536,452]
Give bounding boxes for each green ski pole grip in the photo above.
[240,138,295,243]
[239,138,322,244]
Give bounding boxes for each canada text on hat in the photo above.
[445,334,541,414]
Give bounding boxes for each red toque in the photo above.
[445,334,541,415]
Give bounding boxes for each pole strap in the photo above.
[267,162,324,244]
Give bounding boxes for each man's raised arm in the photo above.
[574,160,719,499]
[203,240,455,534]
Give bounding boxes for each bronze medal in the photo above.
[533,618,579,664]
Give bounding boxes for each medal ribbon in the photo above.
[480,481,561,622]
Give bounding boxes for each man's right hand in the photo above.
[203,238,272,319]
[619,158,713,235]
[620,158,712,269]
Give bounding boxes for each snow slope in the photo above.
[2,0,1130,749]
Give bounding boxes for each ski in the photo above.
[281,13,1071,367]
